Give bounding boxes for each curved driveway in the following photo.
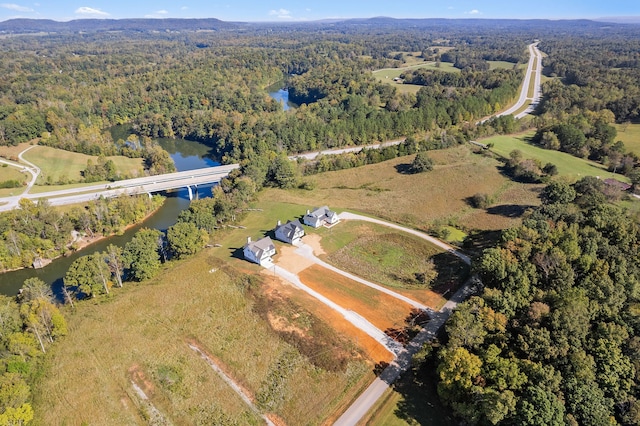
[332,212,476,425]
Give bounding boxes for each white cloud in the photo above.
[268,8,292,19]
[145,9,169,18]
[75,7,110,17]
[1,3,34,12]
[466,9,481,15]
[181,6,188,10]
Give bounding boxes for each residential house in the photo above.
[243,236,276,266]
[275,219,305,244]
[303,206,339,228]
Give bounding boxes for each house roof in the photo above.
[276,220,304,239]
[308,206,333,218]
[604,178,632,191]
[245,236,275,259]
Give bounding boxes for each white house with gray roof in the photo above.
[303,206,339,228]
[243,236,276,266]
[275,219,305,245]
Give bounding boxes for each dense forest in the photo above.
[418,178,640,425]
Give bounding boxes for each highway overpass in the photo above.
[0,164,240,211]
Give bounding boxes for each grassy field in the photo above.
[484,131,625,182]
[373,61,522,95]
[34,251,371,425]
[615,123,640,156]
[320,221,469,307]
[366,376,455,426]
[22,145,144,185]
[0,164,28,197]
[268,145,542,233]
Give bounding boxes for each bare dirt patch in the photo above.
[264,274,394,364]
[304,233,326,256]
[299,265,414,335]
[273,244,314,274]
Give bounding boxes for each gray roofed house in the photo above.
[303,206,339,228]
[243,236,276,266]
[275,219,305,244]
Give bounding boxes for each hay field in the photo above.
[33,251,371,425]
[267,145,542,232]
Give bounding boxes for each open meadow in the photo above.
[22,145,144,185]
[484,131,625,182]
[268,145,542,233]
[33,250,373,425]
[0,164,28,197]
[615,122,640,156]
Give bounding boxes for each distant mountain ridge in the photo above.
[0,16,636,34]
[0,17,239,33]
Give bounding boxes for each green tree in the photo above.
[123,228,162,281]
[410,151,434,173]
[167,222,208,259]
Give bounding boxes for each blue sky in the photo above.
[0,1,638,22]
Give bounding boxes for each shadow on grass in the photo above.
[462,229,503,257]
[431,252,470,296]
[394,163,414,174]
[384,309,431,344]
[486,204,536,218]
[391,371,456,426]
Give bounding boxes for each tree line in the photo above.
[416,177,640,425]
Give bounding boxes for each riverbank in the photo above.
[8,201,165,275]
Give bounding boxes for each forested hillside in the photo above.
[427,178,640,425]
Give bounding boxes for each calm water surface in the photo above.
[0,138,219,296]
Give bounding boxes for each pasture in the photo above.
[615,122,640,156]
[485,131,625,182]
[22,145,144,185]
[33,250,371,425]
[267,144,542,233]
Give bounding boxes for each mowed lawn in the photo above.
[373,61,521,94]
[0,165,28,197]
[22,145,144,185]
[615,123,640,156]
[266,145,542,232]
[34,250,371,425]
[484,131,625,182]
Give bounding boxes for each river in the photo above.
[0,88,289,296]
[0,137,219,296]
[267,81,297,111]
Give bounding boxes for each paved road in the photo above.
[478,42,543,124]
[0,146,40,210]
[333,213,477,426]
[271,264,405,356]
[497,42,543,119]
[0,163,240,212]
[289,139,405,161]
[294,242,432,312]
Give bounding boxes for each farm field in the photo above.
[33,250,371,425]
[267,145,542,233]
[615,122,640,156]
[484,131,626,182]
[22,145,144,185]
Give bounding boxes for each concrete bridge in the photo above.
[0,164,240,211]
